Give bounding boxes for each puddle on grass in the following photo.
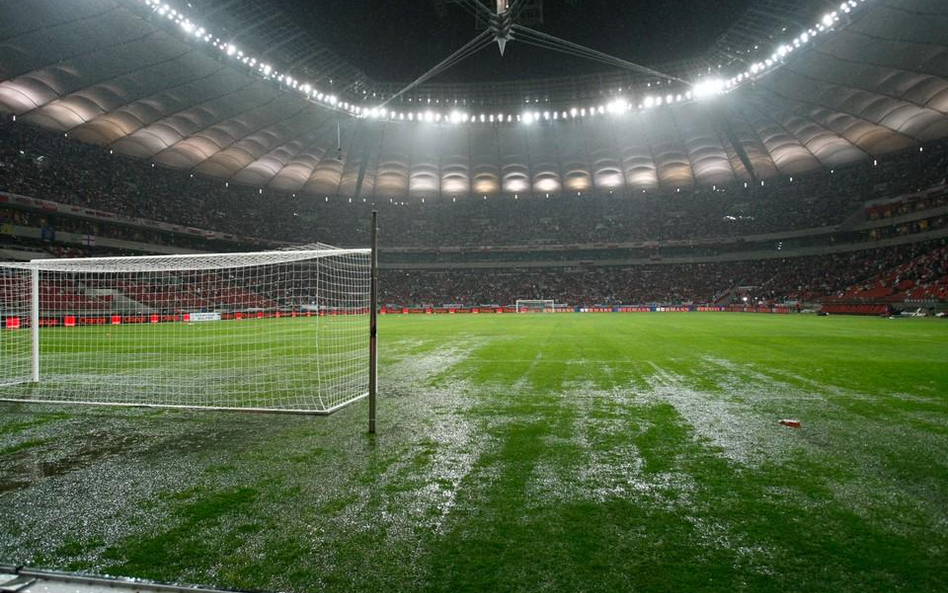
[643,357,948,547]
[0,407,284,567]
[640,359,801,468]
[349,342,493,537]
[0,415,267,495]
[516,381,693,510]
[498,355,948,577]
[213,339,497,586]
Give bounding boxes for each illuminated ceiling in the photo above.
[0,0,946,198]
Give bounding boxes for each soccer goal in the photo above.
[0,243,375,415]
[515,299,557,313]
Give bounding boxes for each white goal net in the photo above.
[516,299,558,313]
[0,246,371,414]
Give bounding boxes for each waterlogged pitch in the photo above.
[1,313,946,592]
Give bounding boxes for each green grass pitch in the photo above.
[1,313,946,592]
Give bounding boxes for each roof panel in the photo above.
[526,124,562,195]
[440,123,471,197]
[583,117,625,192]
[408,123,441,198]
[498,126,530,195]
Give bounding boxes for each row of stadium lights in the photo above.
[723,1,867,90]
[138,0,870,126]
[140,0,355,115]
[137,0,703,121]
[361,96,695,125]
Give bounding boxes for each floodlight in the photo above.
[693,78,725,98]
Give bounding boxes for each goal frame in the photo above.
[515,299,556,313]
[0,222,379,418]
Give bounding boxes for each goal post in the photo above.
[0,244,374,415]
[515,299,556,313]
[369,211,378,434]
[30,268,39,383]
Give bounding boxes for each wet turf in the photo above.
[1,313,946,592]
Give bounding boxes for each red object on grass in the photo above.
[779,419,802,428]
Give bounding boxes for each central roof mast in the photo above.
[380,0,688,108]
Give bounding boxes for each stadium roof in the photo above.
[0,0,946,198]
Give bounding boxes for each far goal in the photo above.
[515,299,561,313]
[0,244,374,414]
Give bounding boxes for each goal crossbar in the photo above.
[3,248,371,274]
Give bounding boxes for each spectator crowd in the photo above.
[380,240,948,307]
[2,117,947,249]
